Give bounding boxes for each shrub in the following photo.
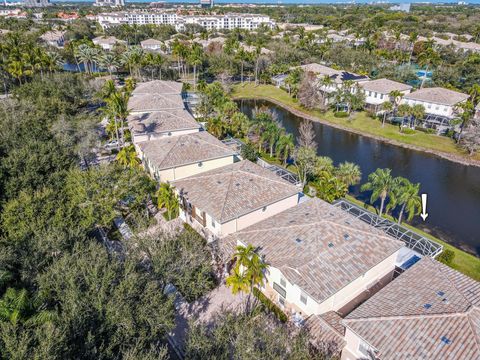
[334,111,348,118]
[240,142,259,162]
[415,127,436,134]
[402,128,416,135]
[253,287,287,323]
[437,249,455,265]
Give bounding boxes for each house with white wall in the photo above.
[92,36,125,50]
[342,257,480,360]
[128,109,201,143]
[172,160,300,241]
[221,198,404,322]
[402,87,469,119]
[140,38,163,52]
[39,30,66,47]
[137,131,236,182]
[360,78,412,113]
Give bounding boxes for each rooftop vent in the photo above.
[437,291,445,297]
[235,183,240,187]
[423,303,432,309]
[328,242,334,248]
[345,220,351,225]
[305,212,310,216]
[295,238,303,244]
[217,180,222,184]
[289,220,295,224]
[440,336,452,345]
[344,234,351,240]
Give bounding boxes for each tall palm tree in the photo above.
[100,52,119,78]
[116,145,140,169]
[276,134,295,165]
[189,43,203,90]
[262,122,282,157]
[417,47,441,89]
[207,117,224,138]
[389,178,422,224]
[107,90,130,145]
[380,101,393,127]
[156,183,179,221]
[226,267,250,295]
[361,168,396,217]
[455,100,475,142]
[336,162,362,187]
[408,31,418,65]
[389,90,403,113]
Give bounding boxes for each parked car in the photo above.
[104,140,119,149]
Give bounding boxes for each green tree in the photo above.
[276,134,295,165]
[294,146,317,188]
[389,177,422,224]
[361,168,396,217]
[116,144,140,169]
[417,47,441,89]
[156,183,179,221]
[380,101,393,127]
[335,162,362,187]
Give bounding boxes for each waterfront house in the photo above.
[402,87,469,119]
[129,92,185,114]
[140,38,164,52]
[360,78,412,113]
[128,109,201,143]
[341,257,480,360]
[137,131,236,182]
[172,160,300,240]
[92,36,125,51]
[220,198,403,319]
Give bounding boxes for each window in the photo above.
[280,277,287,287]
[359,342,371,357]
[368,91,372,96]
[273,282,286,298]
[300,292,308,305]
[262,206,267,212]
[211,219,215,228]
[198,162,203,167]
[374,92,378,98]
[278,295,286,307]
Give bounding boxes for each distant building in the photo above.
[24,0,50,7]
[94,0,124,7]
[92,36,126,51]
[140,38,163,52]
[200,0,213,8]
[39,30,66,48]
[389,3,411,12]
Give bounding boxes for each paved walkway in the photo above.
[169,284,243,358]
[138,211,184,238]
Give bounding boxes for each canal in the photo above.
[238,99,480,256]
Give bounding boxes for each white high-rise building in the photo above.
[94,0,124,7]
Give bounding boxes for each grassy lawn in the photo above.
[345,195,480,281]
[231,83,480,162]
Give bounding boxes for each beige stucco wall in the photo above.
[132,128,199,143]
[341,327,375,360]
[248,249,399,317]
[401,98,466,118]
[216,193,299,237]
[365,89,411,106]
[141,153,235,182]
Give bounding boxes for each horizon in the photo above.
[44,0,480,4]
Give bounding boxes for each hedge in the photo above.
[334,111,349,118]
[253,287,288,322]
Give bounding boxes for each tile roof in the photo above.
[128,93,185,112]
[140,38,163,46]
[132,80,183,96]
[40,30,65,42]
[305,312,346,351]
[298,63,369,84]
[138,131,235,171]
[222,198,403,304]
[128,109,200,136]
[92,36,124,45]
[171,160,299,223]
[360,78,412,94]
[344,257,480,360]
[404,87,469,106]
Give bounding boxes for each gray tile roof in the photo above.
[128,93,185,112]
[297,63,368,84]
[360,78,412,94]
[171,160,299,223]
[222,198,403,304]
[404,87,469,106]
[344,257,480,360]
[132,80,183,96]
[138,131,235,171]
[140,38,163,46]
[128,109,200,136]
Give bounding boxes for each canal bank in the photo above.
[237,98,480,261]
[232,84,480,167]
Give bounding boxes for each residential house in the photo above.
[128,92,185,114]
[140,38,163,52]
[360,78,412,113]
[220,198,404,319]
[39,30,66,47]
[131,80,183,96]
[342,257,480,359]
[137,131,236,182]
[172,160,300,240]
[128,109,201,143]
[92,36,125,51]
[402,87,469,119]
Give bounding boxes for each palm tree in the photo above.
[380,101,393,127]
[408,31,418,64]
[417,47,441,89]
[389,90,404,114]
[100,52,119,78]
[262,122,282,157]
[207,117,224,138]
[116,145,140,169]
[276,134,295,165]
[389,178,422,224]
[189,43,203,90]
[336,162,362,187]
[361,168,396,217]
[106,90,130,145]
[455,100,475,142]
[226,267,250,295]
[156,183,179,221]
[0,288,55,326]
